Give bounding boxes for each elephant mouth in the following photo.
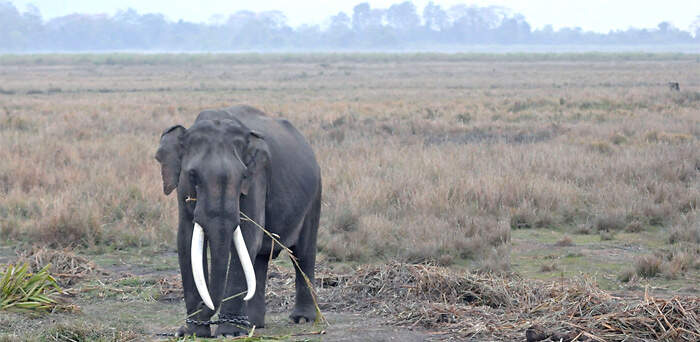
[191,222,256,310]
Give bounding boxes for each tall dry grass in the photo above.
[0,55,698,269]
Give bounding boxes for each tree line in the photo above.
[1,1,698,52]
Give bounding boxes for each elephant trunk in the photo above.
[191,222,256,311]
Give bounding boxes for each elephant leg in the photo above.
[176,220,214,337]
[290,199,320,324]
[215,240,252,337]
[247,253,270,328]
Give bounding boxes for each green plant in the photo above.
[0,263,61,313]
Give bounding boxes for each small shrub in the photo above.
[0,264,62,313]
[594,213,627,232]
[37,206,101,248]
[0,116,34,131]
[510,209,536,230]
[624,221,644,233]
[333,208,359,233]
[644,130,659,142]
[476,245,510,273]
[599,230,616,241]
[588,141,612,154]
[437,254,454,266]
[645,130,693,144]
[662,249,695,279]
[658,133,692,144]
[610,133,627,145]
[671,90,700,105]
[554,236,574,246]
[668,224,700,244]
[327,128,346,144]
[618,268,637,283]
[455,113,472,124]
[573,224,593,235]
[634,255,662,278]
[539,263,558,272]
[643,203,672,226]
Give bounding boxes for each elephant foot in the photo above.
[290,305,317,324]
[214,314,252,337]
[175,323,211,337]
[249,313,265,328]
[214,323,249,337]
[247,306,266,328]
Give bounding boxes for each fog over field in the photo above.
[1,0,699,52]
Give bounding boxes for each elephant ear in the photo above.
[241,130,270,196]
[155,125,186,195]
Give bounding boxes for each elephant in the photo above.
[155,105,322,337]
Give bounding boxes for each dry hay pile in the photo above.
[15,247,102,286]
[317,262,700,341]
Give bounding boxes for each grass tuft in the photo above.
[0,263,64,313]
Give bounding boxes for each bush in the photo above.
[634,255,662,278]
[0,264,62,313]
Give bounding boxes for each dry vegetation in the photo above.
[0,53,699,339]
[1,54,698,268]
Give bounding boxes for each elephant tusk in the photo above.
[233,225,256,301]
[191,222,215,310]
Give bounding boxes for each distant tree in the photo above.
[224,10,292,48]
[326,11,353,46]
[495,14,531,43]
[0,1,697,52]
[351,3,372,32]
[692,15,700,39]
[386,1,419,32]
[448,5,508,43]
[422,2,448,32]
[0,2,26,49]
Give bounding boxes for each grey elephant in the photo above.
[155,105,321,337]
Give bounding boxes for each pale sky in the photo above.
[9,0,700,33]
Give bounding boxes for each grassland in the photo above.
[0,53,699,340]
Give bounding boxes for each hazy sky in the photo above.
[9,0,700,32]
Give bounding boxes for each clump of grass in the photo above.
[554,236,573,247]
[588,140,613,154]
[645,130,694,144]
[455,113,472,124]
[593,212,627,232]
[624,220,644,233]
[539,263,558,272]
[668,214,700,244]
[634,255,662,278]
[36,204,102,248]
[332,208,359,233]
[599,230,616,241]
[617,268,637,283]
[609,133,627,145]
[0,263,63,313]
[41,321,138,342]
[509,208,536,229]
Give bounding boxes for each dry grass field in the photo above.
[0,53,699,340]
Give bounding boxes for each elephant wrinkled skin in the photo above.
[155,105,321,337]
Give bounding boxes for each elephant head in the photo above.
[155,119,269,311]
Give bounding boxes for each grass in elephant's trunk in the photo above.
[183,212,326,329]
